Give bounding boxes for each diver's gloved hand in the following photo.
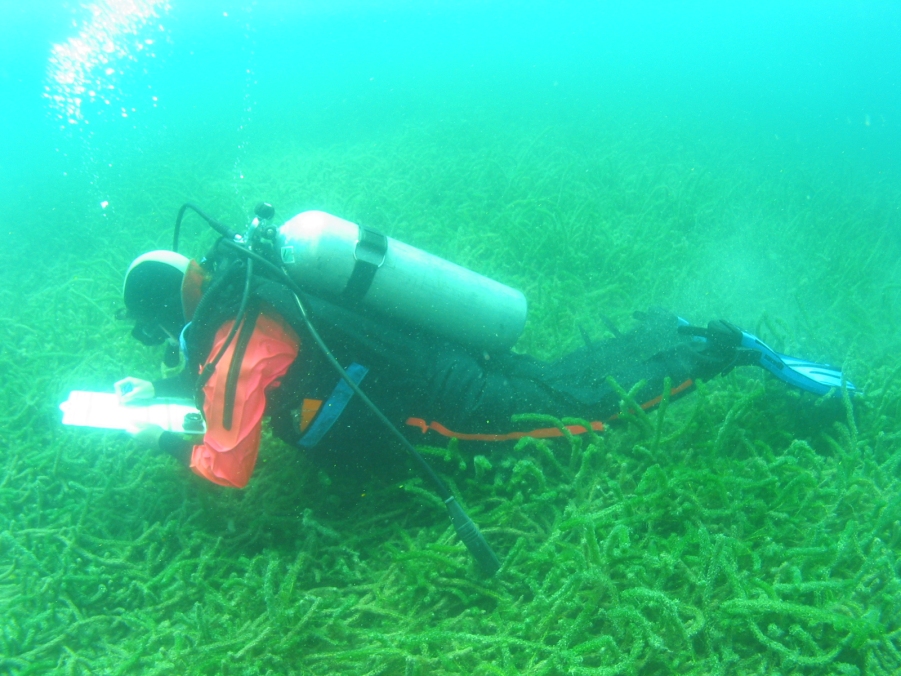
[698,320,743,360]
[678,319,749,377]
[115,377,155,404]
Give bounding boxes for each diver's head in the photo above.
[122,250,189,345]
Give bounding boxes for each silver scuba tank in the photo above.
[277,211,527,353]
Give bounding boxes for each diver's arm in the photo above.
[114,377,155,402]
[159,432,195,465]
[124,422,194,466]
[152,367,196,398]
[114,367,194,402]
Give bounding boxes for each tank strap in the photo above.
[343,226,387,302]
[297,362,369,449]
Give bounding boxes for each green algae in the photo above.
[1,118,900,674]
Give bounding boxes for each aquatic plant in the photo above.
[2,115,900,674]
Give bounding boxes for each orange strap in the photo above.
[405,417,605,441]
[404,378,695,442]
[639,378,694,409]
[607,378,695,421]
[299,398,323,432]
[180,259,208,322]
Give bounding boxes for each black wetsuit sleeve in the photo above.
[151,370,198,467]
[158,431,193,466]
[152,368,195,398]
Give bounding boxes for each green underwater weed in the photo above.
[2,116,900,674]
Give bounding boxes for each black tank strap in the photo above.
[222,308,259,431]
[342,226,387,303]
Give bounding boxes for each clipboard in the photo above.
[60,391,205,434]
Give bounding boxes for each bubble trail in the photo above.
[44,0,171,126]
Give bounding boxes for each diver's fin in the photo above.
[679,320,857,396]
[738,330,856,396]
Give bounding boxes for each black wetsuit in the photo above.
[155,266,728,481]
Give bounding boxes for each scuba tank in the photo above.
[277,211,527,353]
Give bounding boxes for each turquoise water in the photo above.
[1,2,900,674]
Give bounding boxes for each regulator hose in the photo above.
[218,237,502,576]
[173,203,238,251]
[193,258,255,410]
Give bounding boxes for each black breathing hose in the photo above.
[217,237,502,576]
[193,258,255,404]
[173,203,238,252]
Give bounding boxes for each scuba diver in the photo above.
[115,204,854,573]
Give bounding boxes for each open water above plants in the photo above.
[1,1,900,673]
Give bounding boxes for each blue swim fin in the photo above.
[737,330,857,397]
[679,320,857,397]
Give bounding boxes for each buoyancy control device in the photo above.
[170,202,503,576]
[277,211,527,353]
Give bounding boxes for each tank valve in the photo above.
[255,202,275,221]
